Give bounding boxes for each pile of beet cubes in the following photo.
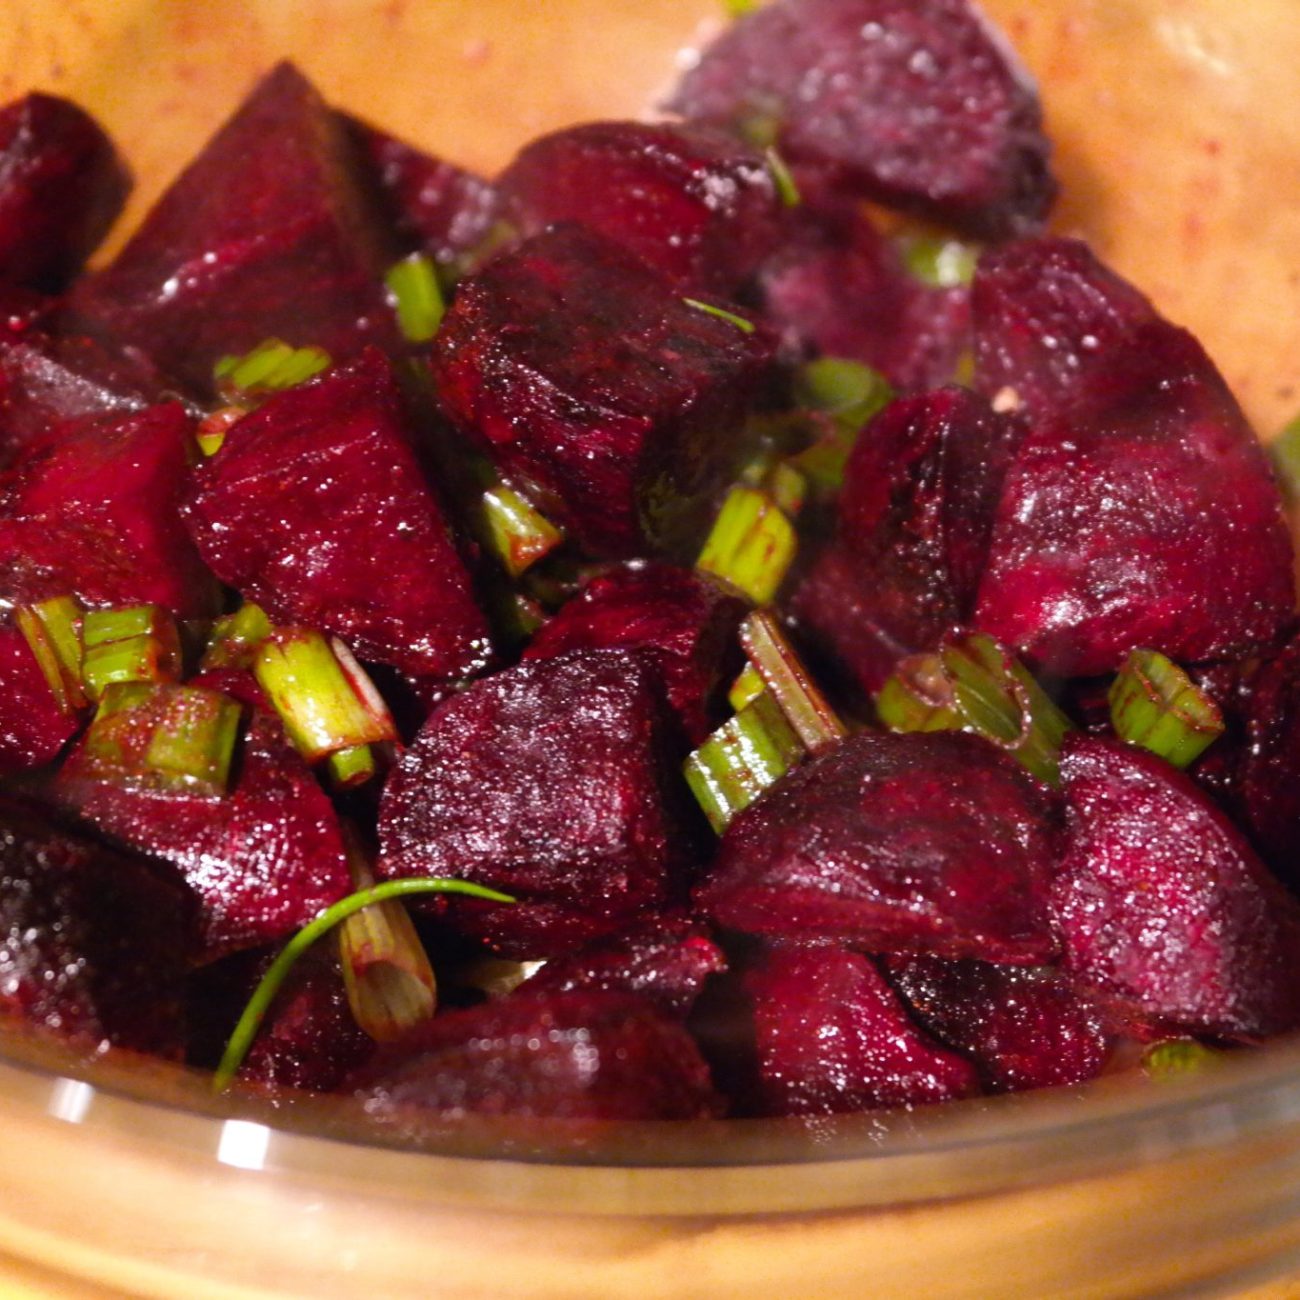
[2,0,1299,1127]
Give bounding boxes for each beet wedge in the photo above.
[497,120,783,293]
[0,93,130,292]
[0,402,215,620]
[738,944,980,1116]
[523,562,747,743]
[348,988,722,1122]
[972,239,1293,676]
[378,650,702,958]
[0,794,193,1057]
[184,348,491,680]
[68,62,400,398]
[666,0,1055,239]
[431,223,775,559]
[697,730,1060,962]
[1053,735,1300,1040]
[0,619,79,774]
[54,704,352,964]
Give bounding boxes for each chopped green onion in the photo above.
[15,596,85,714]
[201,602,274,670]
[953,350,976,387]
[327,743,377,789]
[682,298,756,334]
[213,338,330,401]
[875,633,1073,786]
[385,253,446,343]
[481,484,565,578]
[899,234,980,289]
[740,454,807,518]
[725,0,760,15]
[1271,413,1300,502]
[1142,1039,1222,1080]
[81,605,181,700]
[736,112,780,152]
[212,877,516,1091]
[697,486,797,605]
[728,663,767,713]
[1108,649,1225,769]
[195,405,246,457]
[764,146,801,207]
[684,690,804,833]
[788,359,893,491]
[253,629,397,766]
[739,609,846,754]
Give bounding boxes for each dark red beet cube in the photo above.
[344,115,498,271]
[0,619,79,774]
[884,953,1112,1093]
[54,709,352,963]
[758,206,970,393]
[790,386,1022,694]
[666,0,1055,239]
[520,913,726,1020]
[0,402,216,620]
[431,223,776,558]
[183,348,491,680]
[497,120,783,294]
[739,944,979,1116]
[698,730,1060,962]
[0,93,130,292]
[0,794,192,1056]
[378,650,702,958]
[522,562,747,742]
[1053,735,1300,1039]
[348,988,722,1122]
[68,62,400,398]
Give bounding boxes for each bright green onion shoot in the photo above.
[741,454,807,518]
[681,298,757,334]
[764,146,801,207]
[81,605,182,701]
[327,743,377,790]
[212,877,516,1091]
[697,485,797,605]
[481,484,565,578]
[728,664,767,713]
[15,596,85,714]
[194,405,246,458]
[1108,649,1225,769]
[385,252,446,343]
[1142,1039,1222,1080]
[684,690,804,834]
[201,602,274,671]
[213,338,330,401]
[875,632,1073,786]
[1270,413,1300,502]
[740,609,847,754]
[253,629,397,767]
[899,234,980,289]
[725,0,760,15]
[788,358,893,491]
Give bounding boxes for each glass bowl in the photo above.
[2,1,1299,1295]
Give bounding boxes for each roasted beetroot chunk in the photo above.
[497,121,783,293]
[520,913,725,1020]
[378,650,702,958]
[183,349,491,680]
[68,62,400,398]
[790,386,1021,694]
[667,0,1055,239]
[0,402,215,620]
[758,207,970,392]
[697,731,1060,962]
[884,954,1112,1093]
[345,116,498,271]
[1053,736,1300,1040]
[0,621,79,774]
[0,795,192,1056]
[0,94,130,292]
[349,989,721,1122]
[522,562,746,742]
[431,223,775,558]
[971,238,1293,677]
[54,709,352,963]
[737,945,980,1116]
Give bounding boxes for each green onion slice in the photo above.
[201,602,274,671]
[728,663,767,713]
[1271,413,1300,502]
[898,234,980,289]
[681,298,756,334]
[1108,649,1224,769]
[385,253,446,343]
[764,146,801,207]
[213,338,330,401]
[481,484,565,578]
[739,609,846,754]
[81,605,182,700]
[1142,1039,1223,1080]
[15,596,85,714]
[697,485,797,605]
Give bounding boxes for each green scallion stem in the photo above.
[725,0,760,15]
[1142,1039,1222,1080]
[697,485,797,605]
[682,298,756,334]
[764,146,801,207]
[873,652,962,734]
[728,663,767,713]
[15,596,85,714]
[739,609,846,754]
[141,686,243,795]
[327,743,377,789]
[195,405,247,458]
[899,234,980,289]
[787,358,893,491]
[385,253,446,343]
[1270,413,1300,502]
[684,690,804,833]
[212,877,516,1091]
[214,338,330,401]
[1108,649,1225,769]
[481,484,565,578]
[81,605,181,700]
[201,602,274,671]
